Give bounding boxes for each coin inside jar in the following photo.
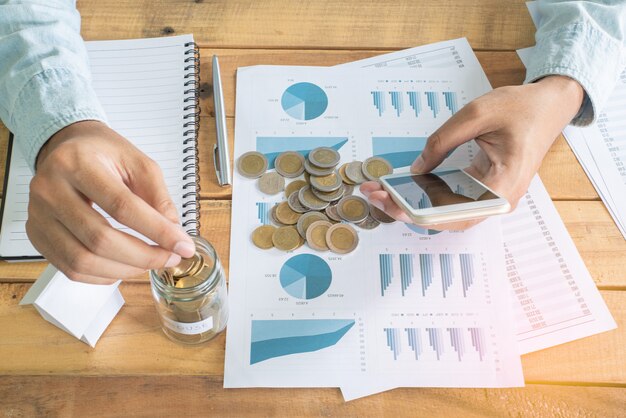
[306,220,332,251]
[326,223,359,254]
[275,151,305,178]
[258,171,285,195]
[308,147,341,168]
[362,157,393,181]
[336,195,369,223]
[309,172,343,192]
[296,211,330,238]
[285,179,308,198]
[251,225,277,249]
[237,151,268,178]
[345,161,367,184]
[272,226,302,251]
[274,201,301,225]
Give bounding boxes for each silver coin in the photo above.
[324,203,342,222]
[345,161,367,184]
[296,211,330,238]
[343,184,355,196]
[288,191,309,213]
[304,158,335,176]
[369,204,396,224]
[336,195,370,223]
[311,183,345,202]
[257,172,285,195]
[308,147,340,169]
[355,215,380,230]
[298,185,330,211]
[309,172,343,193]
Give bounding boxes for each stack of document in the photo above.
[224,37,616,400]
[518,1,626,238]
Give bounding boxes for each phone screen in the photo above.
[384,170,499,210]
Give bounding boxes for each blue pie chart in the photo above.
[279,254,332,300]
[281,82,328,121]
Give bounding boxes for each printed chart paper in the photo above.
[224,65,523,390]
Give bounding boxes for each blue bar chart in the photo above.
[371,91,385,116]
[371,137,428,168]
[383,327,487,362]
[407,91,421,117]
[443,91,458,114]
[256,137,348,169]
[379,254,394,296]
[378,251,478,298]
[256,202,270,225]
[425,91,439,118]
[384,328,402,360]
[389,91,403,116]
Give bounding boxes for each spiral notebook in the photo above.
[0,35,201,260]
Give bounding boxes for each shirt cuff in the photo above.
[10,67,107,172]
[524,21,625,127]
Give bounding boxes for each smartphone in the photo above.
[379,169,510,225]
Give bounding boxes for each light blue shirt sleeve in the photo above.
[524,0,626,126]
[0,0,107,172]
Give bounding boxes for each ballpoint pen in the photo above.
[212,55,232,186]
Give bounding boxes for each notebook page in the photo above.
[0,34,195,258]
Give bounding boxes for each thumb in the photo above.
[411,103,488,174]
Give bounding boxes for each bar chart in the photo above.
[370,91,459,119]
[256,202,270,225]
[383,327,486,362]
[379,252,477,299]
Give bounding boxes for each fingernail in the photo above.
[165,253,181,268]
[411,156,425,173]
[173,240,196,258]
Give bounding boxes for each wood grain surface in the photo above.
[0,0,623,415]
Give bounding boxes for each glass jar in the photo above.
[150,235,228,345]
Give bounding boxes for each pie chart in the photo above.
[279,254,332,299]
[281,82,328,121]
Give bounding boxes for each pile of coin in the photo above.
[238,147,396,254]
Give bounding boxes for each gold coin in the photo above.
[362,157,393,181]
[345,161,367,184]
[251,225,277,249]
[309,172,342,192]
[296,211,330,238]
[324,203,342,222]
[275,151,305,178]
[309,147,340,168]
[258,172,285,195]
[306,220,332,251]
[310,184,345,202]
[285,179,308,198]
[270,204,287,226]
[274,201,301,225]
[326,223,359,254]
[304,158,335,176]
[338,163,356,185]
[237,151,268,178]
[298,185,329,211]
[336,196,369,223]
[272,226,302,251]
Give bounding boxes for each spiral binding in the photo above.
[181,42,201,235]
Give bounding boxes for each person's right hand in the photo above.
[361,75,585,230]
[27,120,196,284]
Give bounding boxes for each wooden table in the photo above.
[1,1,624,416]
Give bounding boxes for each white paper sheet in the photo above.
[224,64,524,390]
[344,39,616,357]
